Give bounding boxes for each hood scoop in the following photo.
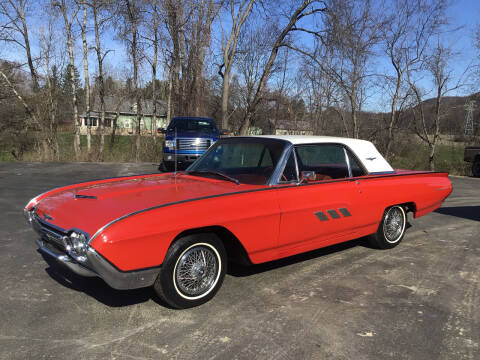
[75,194,98,199]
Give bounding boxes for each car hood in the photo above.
[34,173,260,237]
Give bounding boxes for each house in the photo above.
[270,119,314,135]
[79,96,168,136]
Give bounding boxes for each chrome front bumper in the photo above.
[30,214,160,290]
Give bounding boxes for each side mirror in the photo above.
[157,128,166,134]
[220,129,229,136]
[299,170,316,184]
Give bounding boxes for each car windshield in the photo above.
[186,138,287,185]
[167,119,219,134]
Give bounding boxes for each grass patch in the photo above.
[389,141,469,175]
[7,132,164,163]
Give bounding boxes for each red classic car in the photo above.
[24,136,452,308]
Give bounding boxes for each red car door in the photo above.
[275,144,366,259]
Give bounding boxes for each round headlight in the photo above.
[23,208,34,223]
[70,231,88,256]
[165,140,175,149]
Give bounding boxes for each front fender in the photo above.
[90,189,281,271]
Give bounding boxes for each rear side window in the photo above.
[295,144,349,179]
[347,151,365,177]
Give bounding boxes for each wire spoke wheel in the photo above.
[383,207,405,243]
[174,244,220,298]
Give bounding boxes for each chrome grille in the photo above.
[177,138,211,151]
[32,213,67,251]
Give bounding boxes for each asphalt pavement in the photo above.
[0,162,478,360]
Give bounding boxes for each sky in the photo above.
[366,0,480,111]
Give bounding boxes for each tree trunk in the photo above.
[110,111,119,150]
[220,75,230,130]
[167,66,173,123]
[151,0,158,145]
[81,2,91,153]
[18,2,39,91]
[126,0,141,162]
[41,28,59,160]
[239,112,252,136]
[60,0,81,159]
[385,74,402,160]
[92,3,105,160]
[428,142,435,171]
[220,0,255,131]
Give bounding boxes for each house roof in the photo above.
[90,96,167,116]
[272,119,313,131]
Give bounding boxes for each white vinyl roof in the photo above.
[250,135,394,174]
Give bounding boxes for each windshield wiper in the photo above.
[185,170,240,185]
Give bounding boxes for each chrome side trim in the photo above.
[90,169,448,244]
[344,147,353,178]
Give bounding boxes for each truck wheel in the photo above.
[368,205,406,249]
[159,161,174,172]
[473,158,480,177]
[154,234,226,309]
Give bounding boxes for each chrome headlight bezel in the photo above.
[24,208,34,224]
[68,230,89,261]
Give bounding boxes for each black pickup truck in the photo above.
[464,146,480,177]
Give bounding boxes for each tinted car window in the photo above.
[188,138,286,185]
[168,119,218,134]
[347,150,365,177]
[296,144,349,179]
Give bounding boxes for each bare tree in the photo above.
[56,0,81,158]
[0,64,39,125]
[124,0,142,161]
[90,0,110,158]
[41,25,60,159]
[0,0,39,90]
[218,0,255,130]
[79,0,91,153]
[163,0,223,117]
[238,0,326,135]
[319,0,384,138]
[300,40,338,135]
[381,0,446,159]
[144,0,160,142]
[408,41,463,170]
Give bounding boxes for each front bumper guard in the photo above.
[36,238,160,290]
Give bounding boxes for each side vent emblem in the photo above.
[315,208,352,221]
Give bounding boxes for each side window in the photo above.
[347,151,365,177]
[280,151,298,182]
[295,144,349,179]
[259,148,273,167]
